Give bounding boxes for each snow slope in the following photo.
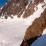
[0,20,29,46]
[0,2,46,46]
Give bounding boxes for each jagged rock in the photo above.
[24,9,46,40]
[0,0,28,18]
[23,0,44,18]
[23,2,35,18]
[0,0,44,19]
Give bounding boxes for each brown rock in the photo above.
[23,2,35,18]
[34,0,44,5]
[24,9,46,40]
[0,0,28,18]
[23,0,44,18]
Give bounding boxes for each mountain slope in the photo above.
[0,0,45,19]
[0,0,28,18]
[0,0,46,46]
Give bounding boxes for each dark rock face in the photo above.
[0,0,44,19]
[20,35,41,46]
[24,9,46,40]
[0,0,28,18]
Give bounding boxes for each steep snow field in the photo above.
[0,20,29,46]
[0,2,46,46]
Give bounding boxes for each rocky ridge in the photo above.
[0,0,28,19]
[0,0,45,19]
[24,8,46,40]
[0,0,46,40]
[0,0,46,46]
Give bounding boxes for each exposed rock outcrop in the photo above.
[24,8,46,40]
[0,0,44,19]
[0,0,28,18]
[23,0,44,18]
[20,8,46,46]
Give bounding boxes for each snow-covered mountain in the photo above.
[0,0,45,19]
[0,0,46,46]
[0,0,28,19]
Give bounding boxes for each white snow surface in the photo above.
[0,2,46,46]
